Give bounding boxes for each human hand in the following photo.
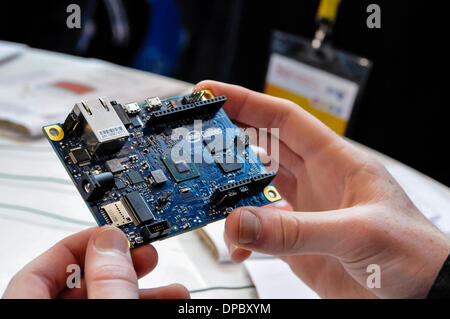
[196,80,450,299]
[2,226,190,299]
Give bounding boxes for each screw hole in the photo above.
[49,128,59,137]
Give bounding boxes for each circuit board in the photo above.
[43,90,281,248]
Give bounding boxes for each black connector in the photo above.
[211,172,276,207]
[251,172,277,187]
[121,191,154,226]
[112,104,131,127]
[141,220,171,240]
[79,172,115,202]
[147,96,227,125]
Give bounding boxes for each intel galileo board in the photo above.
[43,89,281,248]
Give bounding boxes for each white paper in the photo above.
[244,258,319,299]
[0,41,26,64]
[0,52,190,136]
[384,161,450,236]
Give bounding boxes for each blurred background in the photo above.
[0,0,447,187]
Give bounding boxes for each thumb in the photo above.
[85,226,138,299]
[225,206,359,257]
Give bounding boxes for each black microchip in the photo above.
[127,170,144,184]
[115,178,126,190]
[122,191,154,225]
[175,161,190,173]
[204,142,228,155]
[203,133,230,155]
[217,161,242,173]
[150,169,167,185]
[130,116,143,128]
[106,159,125,174]
[162,155,200,182]
[69,148,91,164]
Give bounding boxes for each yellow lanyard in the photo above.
[317,0,342,22]
[313,0,342,49]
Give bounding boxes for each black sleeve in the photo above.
[427,254,450,299]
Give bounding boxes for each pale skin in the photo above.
[3,81,450,299]
[197,80,450,299]
[2,226,190,299]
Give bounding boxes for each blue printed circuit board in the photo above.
[43,90,281,248]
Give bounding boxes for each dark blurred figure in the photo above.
[0,0,150,65]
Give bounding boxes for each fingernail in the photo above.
[94,227,129,254]
[239,209,261,244]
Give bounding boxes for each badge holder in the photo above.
[264,0,372,135]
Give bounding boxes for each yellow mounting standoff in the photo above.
[44,124,64,141]
[263,185,282,202]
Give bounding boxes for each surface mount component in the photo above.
[162,155,200,183]
[122,191,154,226]
[150,169,167,185]
[127,170,144,185]
[43,90,281,248]
[69,147,91,165]
[124,102,141,114]
[101,201,132,227]
[146,97,162,110]
[105,159,125,174]
[217,160,242,173]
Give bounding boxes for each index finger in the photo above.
[196,80,340,160]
